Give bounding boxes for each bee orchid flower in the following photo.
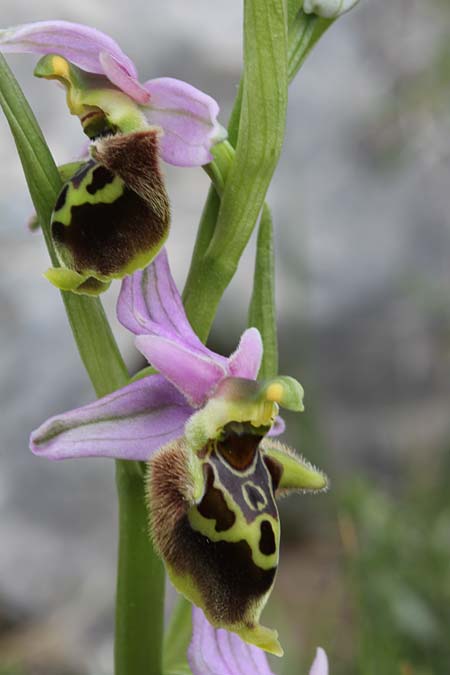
[0,21,225,294]
[30,249,328,656]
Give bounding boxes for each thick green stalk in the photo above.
[0,54,164,675]
[115,463,165,675]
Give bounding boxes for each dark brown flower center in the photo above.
[216,430,263,471]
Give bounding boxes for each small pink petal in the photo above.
[188,607,275,675]
[119,249,208,350]
[136,335,227,407]
[118,250,227,366]
[268,416,285,436]
[99,51,150,104]
[143,77,224,166]
[30,376,191,461]
[119,256,265,408]
[0,20,137,77]
[309,647,329,675]
[228,327,263,380]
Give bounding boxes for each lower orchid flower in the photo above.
[0,20,226,294]
[30,249,328,656]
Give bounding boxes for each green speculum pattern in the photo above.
[150,428,282,654]
[149,387,328,657]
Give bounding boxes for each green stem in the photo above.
[0,54,164,675]
[115,464,165,675]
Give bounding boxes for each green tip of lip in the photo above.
[44,267,110,295]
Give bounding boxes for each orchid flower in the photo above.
[189,608,329,675]
[0,21,225,294]
[30,249,328,656]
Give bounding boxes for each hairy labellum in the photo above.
[149,430,327,656]
[46,129,170,295]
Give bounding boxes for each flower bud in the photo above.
[303,0,360,19]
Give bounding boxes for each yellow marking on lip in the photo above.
[265,383,284,403]
[51,55,70,78]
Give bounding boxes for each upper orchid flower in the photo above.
[30,249,328,656]
[0,20,225,166]
[0,21,225,294]
[189,607,329,675]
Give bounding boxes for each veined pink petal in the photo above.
[118,249,209,353]
[188,607,276,675]
[99,51,150,104]
[136,335,226,407]
[143,77,225,167]
[0,20,137,77]
[30,375,192,461]
[118,249,228,365]
[309,647,329,675]
[119,250,266,371]
[119,252,265,404]
[228,327,263,380]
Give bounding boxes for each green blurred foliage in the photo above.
[339,451,450,675]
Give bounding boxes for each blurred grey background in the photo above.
[1,1,450,673]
